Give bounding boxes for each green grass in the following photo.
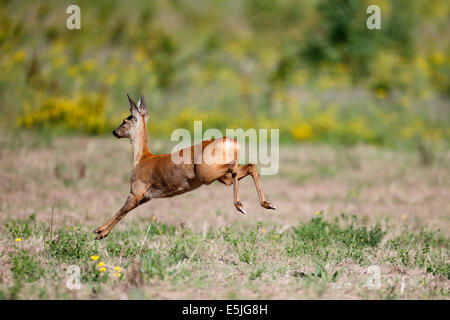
[1,212,448,299]
[10,250,45,283]
[286,213,386,264]
[0,135,448,299]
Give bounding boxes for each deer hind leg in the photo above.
[246,164,276,210]
[219,163,276,211]
[231,163,247,215]
[93,193,147,240]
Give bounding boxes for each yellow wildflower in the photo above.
[115,266,121,272]
[97,262,105,267]
[153,216,156,221]
[15,237,22,242]
[134,48,146,62]
[82,59,96,72]
[274,235,279,239]
[292,123,313,141]
[99,267,106,272]
[375,88,387,99]
[114,273,121,277]
[315,211,321,216]
[431,51,445,65]
[91,255,99,261]
[12,50,26,63]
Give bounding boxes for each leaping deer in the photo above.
[93,94,276,240]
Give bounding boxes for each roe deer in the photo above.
[93,94,276,239]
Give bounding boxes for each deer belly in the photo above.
[146,178,200,198]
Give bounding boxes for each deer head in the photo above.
[113,94,149,139]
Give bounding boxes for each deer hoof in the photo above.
[93,226,105,234]
[234,201,247,215]
[262,201,277,210]
[95,231,109,240]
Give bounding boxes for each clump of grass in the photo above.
[10,249,45,283]
[387,226,450,279]
[5,214,41,240]
[249,268,264,280]
[149,221,177,237]
[106,239,140,259]
[222,223,260,264]
[285,213,385,264]
[291,213,385,248]
[301,262,344,284]
[426,263,450,279]
[141,249,167,280]
[46,227,98,262]
[138,238,191,282]
[169,239,189,264]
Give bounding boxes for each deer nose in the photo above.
[113,130,119,137]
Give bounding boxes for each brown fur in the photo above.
[94,95,275,239]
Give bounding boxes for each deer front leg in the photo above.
[94,193,146,240]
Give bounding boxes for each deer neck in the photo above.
[130,123,151,165]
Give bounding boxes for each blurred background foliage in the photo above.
[0,0,449,148]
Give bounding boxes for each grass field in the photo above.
[1,0,449,301]
[0,133,448,299]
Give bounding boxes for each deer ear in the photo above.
[138,95,149,123]
[127,94,140,118]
